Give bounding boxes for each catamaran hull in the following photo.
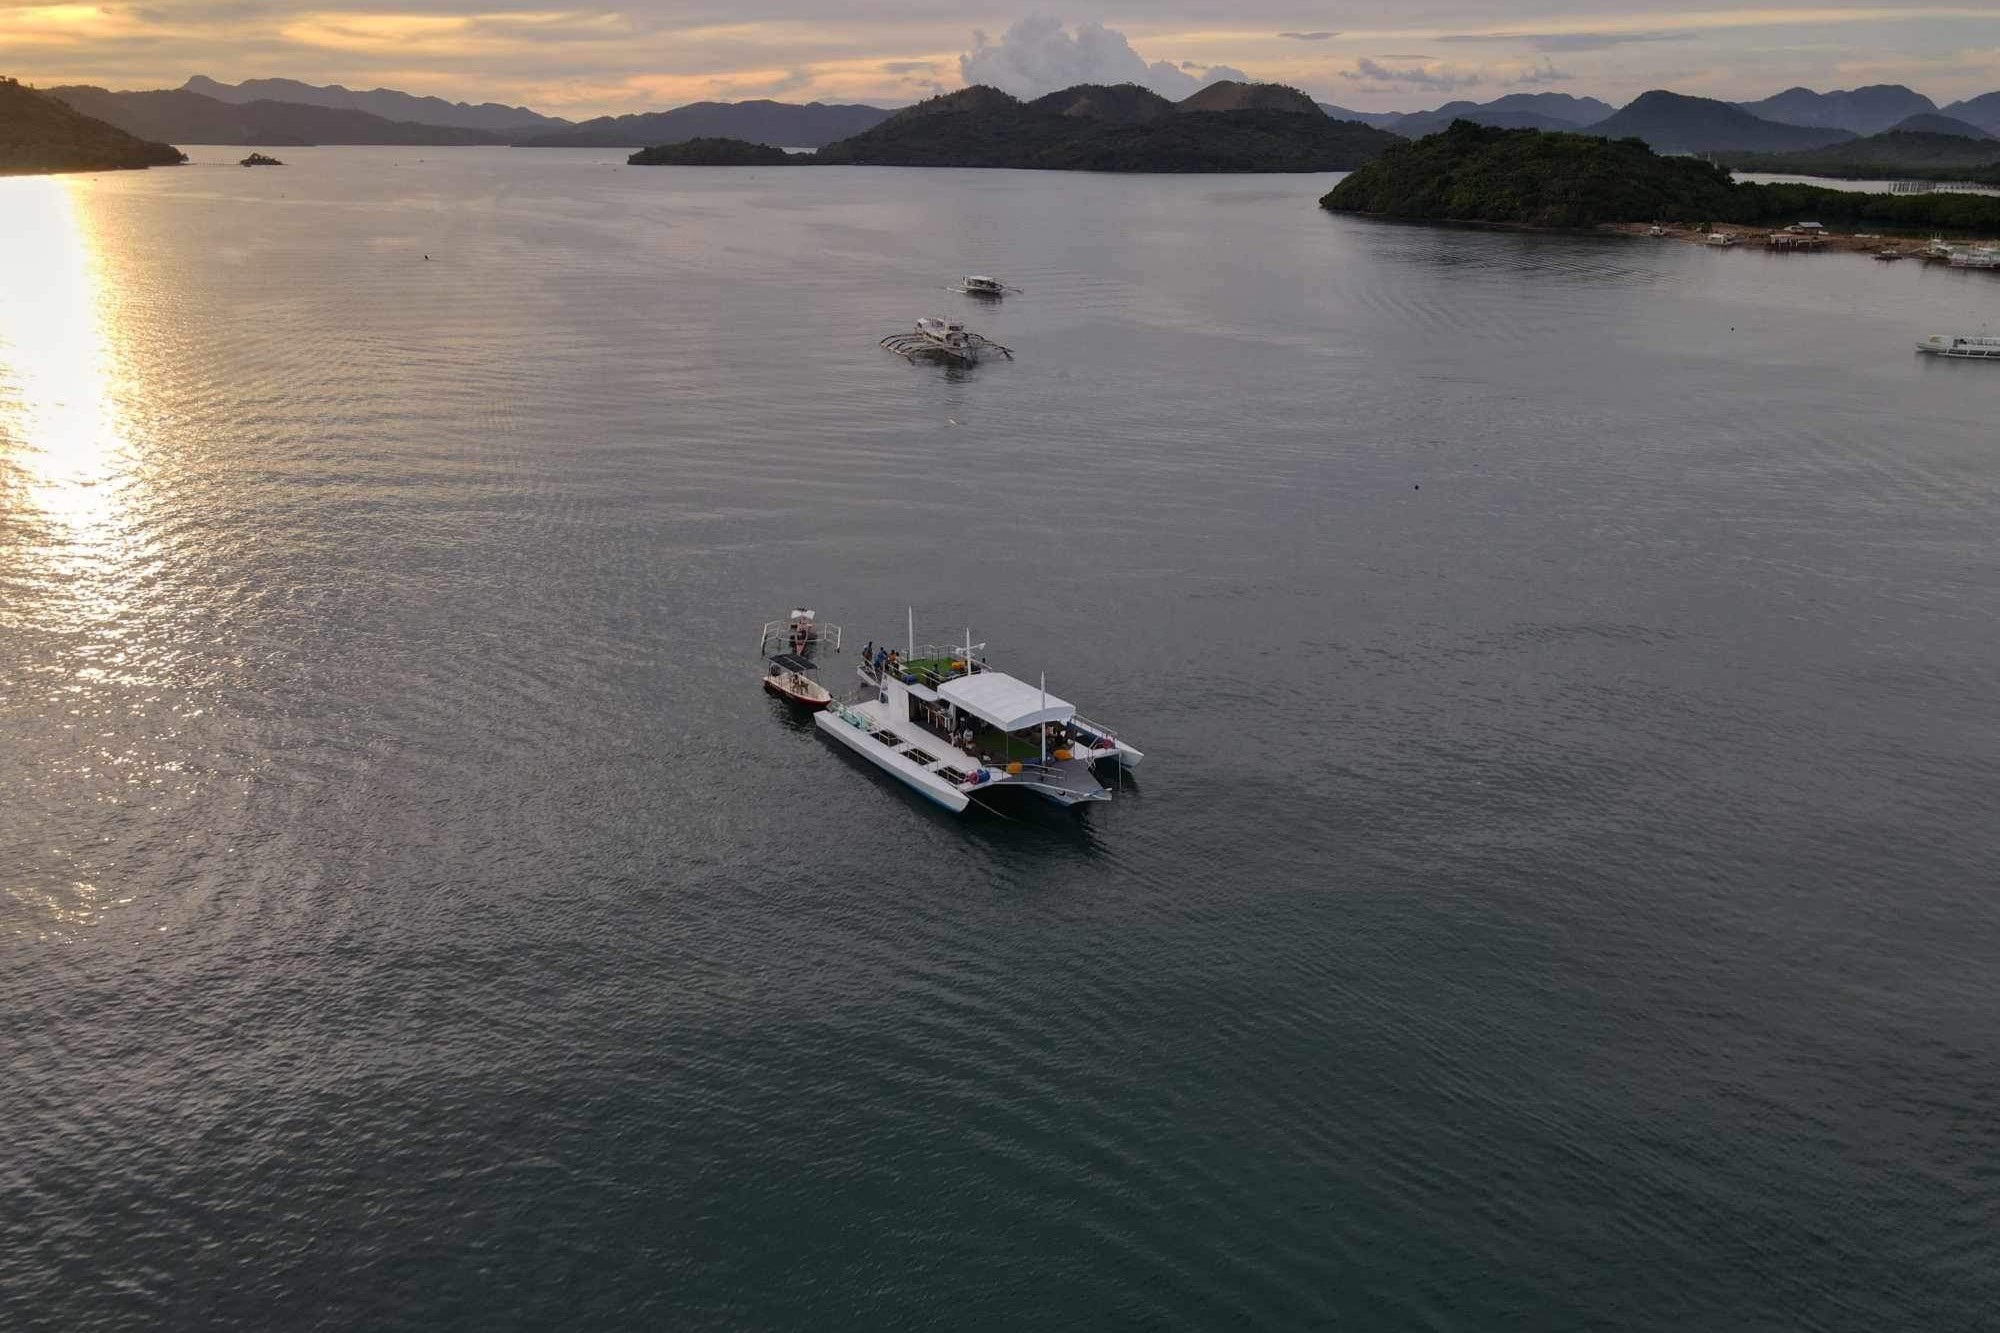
[814,708,971,813]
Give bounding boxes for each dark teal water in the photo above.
[4,147,1997,1330]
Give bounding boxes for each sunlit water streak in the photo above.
[1,149,1997,1331]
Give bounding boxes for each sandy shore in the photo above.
[1600,221,1988,258]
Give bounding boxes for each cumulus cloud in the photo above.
[1340,57,1482,93]
[1509,59,1574,86]
[959,17,1250,99]
[1278,31,1337,42]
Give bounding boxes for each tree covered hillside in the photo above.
[0,76,185,175]
[1323,120,2000,233]
[1321,121,1739,226]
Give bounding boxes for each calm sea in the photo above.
[4,146,1997,1330]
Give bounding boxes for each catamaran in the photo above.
[815,614,1139,814]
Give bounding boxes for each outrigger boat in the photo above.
[1915,333,2000,359]
[815,615,1139,814]
[758,607,841,660]
[881,317,1013,364]
[949,274,1020,297]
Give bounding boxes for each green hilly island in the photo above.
[1322,121,2000,234]
[628,137,796,165]
[0,76,184,175]
[813,81,1399,172]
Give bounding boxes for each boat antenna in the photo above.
[1040,672,1047,764]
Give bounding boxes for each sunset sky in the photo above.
[4,3,1997,118]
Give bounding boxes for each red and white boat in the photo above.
[758,608,841,709]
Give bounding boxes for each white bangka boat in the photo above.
[1705,232,1738,247]
[949,274,1020,297]
[880,317,1013,364]
[815,616,1139,814]
[1915,334,2000,359]
[1948,247,2000,270]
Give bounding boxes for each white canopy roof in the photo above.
[936,671,1074,733]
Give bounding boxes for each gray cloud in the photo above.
[1277,31,1337,42]
[1340,58,1481,93]
[1508,60,1574,87]
[1438,30,1689,53]
[959,17,1250,99]
[879,60,936,75]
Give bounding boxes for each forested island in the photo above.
[812,81,1399,172]
[1322,121,2000,234]
[1720,129,2000,184]
[0,76,184,175]
[627,137,796,166]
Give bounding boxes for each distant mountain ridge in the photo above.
[183,75,567,131]
[1941,92,2000,134]
[520,100,893,148]
[812,81,1399,172]
[49,85,511,145]
[1737,84,1935,135]
[1890,112,1993,140]
[1589,90,1855,153]
[1388,93,1614,138]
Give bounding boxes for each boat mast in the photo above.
[907,606,914,660]
[1040,672,1047,763]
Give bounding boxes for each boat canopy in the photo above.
[768,653,816,673]
[937,671,1075,732]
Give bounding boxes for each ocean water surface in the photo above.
[4,146,1998,1330]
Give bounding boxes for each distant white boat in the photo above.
[950,274,1019,297]
[1947,247,2000,270]
[1705,232,1738,247]
[1915,334,2000,359]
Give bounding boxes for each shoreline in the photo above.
[1600,221,1996,258]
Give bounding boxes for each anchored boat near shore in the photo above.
[814,616,1139,814]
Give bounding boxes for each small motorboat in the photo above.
[1874,248,1907,261]
[950,274,1019,297]
[764,653,833,708]
[1705,232,1738,247]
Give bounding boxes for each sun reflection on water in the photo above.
[2,176,152,937]
[0,177,131,553]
